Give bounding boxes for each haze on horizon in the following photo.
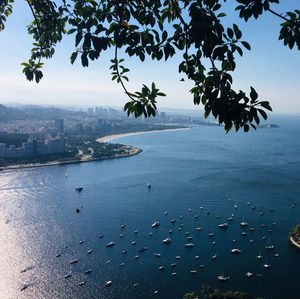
[0,1,299,115]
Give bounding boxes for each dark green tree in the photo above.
[1,0,299,132]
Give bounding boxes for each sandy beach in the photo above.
[96,127,190,143]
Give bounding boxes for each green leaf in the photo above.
[241,41,251,50]
[257,108,268,120]
[70,52,78,64]
[81,54,88,67]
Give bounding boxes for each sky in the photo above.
[0,0,299,114]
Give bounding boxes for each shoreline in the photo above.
[289,236,300,249]
[0,127,190,172]
[96,127,190,143]
[0,147,142,172]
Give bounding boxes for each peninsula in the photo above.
[289,223,300,249]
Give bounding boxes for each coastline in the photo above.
[290,236,300,249]
[0,147,142,172]
[96,127,190,143]
[0,127,190,172]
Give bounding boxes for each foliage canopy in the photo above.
[1,0,299,132]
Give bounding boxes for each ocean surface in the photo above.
[0,115,300,299]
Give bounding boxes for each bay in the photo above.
[0,115,299,298]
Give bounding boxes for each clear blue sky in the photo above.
[0,1,299,114]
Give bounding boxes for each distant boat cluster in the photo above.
[19,188,281,295]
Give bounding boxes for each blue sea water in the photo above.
[0,115,300,299]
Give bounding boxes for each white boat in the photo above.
[171,219,176,223]
[212,254,217,259]
[250,227,255,231]
[162,237,172,244]
[69,259,78,264]
[121,224,125,228]
[190,270,197,274]
[257,253,263,259]
[246,272,253,277]
[75,186,83,192]
[152,221,160,228]
[138,247,147,253]
[185,243,194,248]
[187,236,193,240]
[263,263,271,268]
[87,250,92,254]
[171,272,177,276]
[240,220,248,226]
[234,204,238,209]
[231,248,242,254]
[84,269,92,274]
[120,262,125,266]
[208,233,214,237]
[218,275,230,281]
[106,241,115,247]
[154,253,162,257]
[158,266,164,270]
[171,263,177,267]
[265,245,275,250]
[131,241,136,245]
[147,183,151,188]
[227,217,233,221]
[105,280,112,287]
[218,223,228,229]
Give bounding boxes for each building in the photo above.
[0,134,65,158]
[55,119,64,133]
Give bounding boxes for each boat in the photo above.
[190,270,197,274]
[78,281,85,286]
[257,253,263,259]
[185,232,189,235]
[147,183,151,189]
[227,217,233,221]
[175,256,181,259]
[263,262,271,268]
[122,250,127,254]
[98,234,104,238]
[64,273,72,278]
[212,241,216,245]
[240,220,248,226]
[246,272,253,277]
[187,236,193,240]
[106,241,115,247]
[196,227,202,231]
[212,254,217,259]
[265,245,275,250]
[162,237,172,244]
[234,204,238,209]
[269,208,274,212]
[56,253,61,257]
[120,234,124,238]
[149,232,153,236]
[165,211,168,215]
[171,219,176,223]
[69,259,78,264]
[79,240,84,244]
[252,205,256,209]
[218,275,230,281]
[105,280,112,287]
[259,212,264,216]
[265,238,275,250]
[218,223,228,229]
[152,221,160,228]
[200,206,203,210]
[158,266,164,270]
[133,282,139,287]
[121,224,125,228]
[131,241,136,245]
[106,260,111,264]
[208,233,214,237]
[216,215,220,219]
[185,243,194,248]
[231,248,242,254]
[169,229,173,233]
[171,263,177,267]
[120,262,125,266]
[171,272,177,276]
[195,255,199,259]
[75,186,83,192]
[274,253,279,257]
[84,269,92,274]
[134,229,139,234]
[206,210,210,214]
[241,232,247,236]
[178,227,182,231]
[87,250,92,254]
[138,247,148,253]
[250,239,254,243]
[200,264,205,268]
[250,227,255,231]
[135,255,139,259]
[194,215,199,219]
[154,253,162,257]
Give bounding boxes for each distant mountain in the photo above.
[0,104,88,121]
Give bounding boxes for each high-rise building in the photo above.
[55,119,64,133]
